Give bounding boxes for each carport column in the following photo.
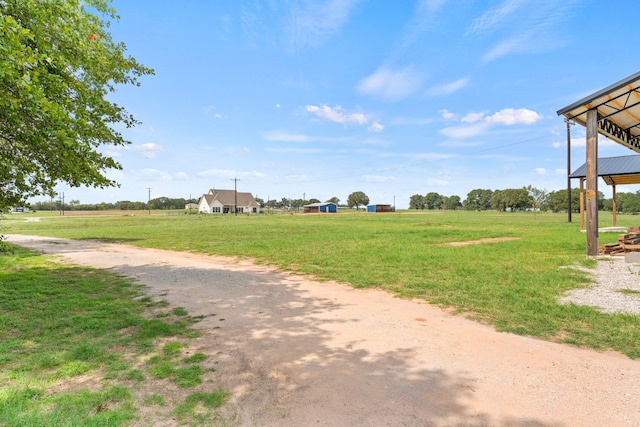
[612,184,617,227]
[585,109,599,256]
[579,178,585,231]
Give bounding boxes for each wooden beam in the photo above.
[612,184,617,227]
[580,178,585,231]
[586,109,599,256]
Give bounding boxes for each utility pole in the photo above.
[230,178,240,216]
[147,187,151,215]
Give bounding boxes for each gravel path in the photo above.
[561,258,640,314]
[7,234,640,427]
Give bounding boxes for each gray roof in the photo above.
[557,71,640,153]
[202,188,258,207]
[569,155,640,185]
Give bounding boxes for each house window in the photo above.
[213,207,221,213]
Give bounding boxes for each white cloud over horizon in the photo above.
[305,104,368,126]
[357,66,424,101]
[133,143,164,159]
[425,78,469,97]
[439,108,543,139]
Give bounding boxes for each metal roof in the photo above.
[569,155,640,185]
[304,202,336,207]
[557,71,640,153]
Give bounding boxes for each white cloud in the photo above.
[275,103,281,108]
[284,0,363,51]
[555,168,566,174]
[552,141,562,148]
[426,78,469,96]
[204,105,223,118]
[357,66,423,101]
[133,143,164,159]
[473,1,579,63]
[482,33,531,63]
[305,104,368,126]
[468,0,523,35]
[570,135,617,148]
[461,112,486,123]
[484,108,542,125]
[438,107,541,139]
[368,121,385,133]
[440,109,458,121]
[535,168,547,175]
[399,0,449,52]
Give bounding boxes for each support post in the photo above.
[580,178,585,231]
[585,109,599,256]
[566,119,573,222]
[612,184,617,227]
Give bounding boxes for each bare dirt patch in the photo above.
[443,237,519,246]
[7,234,640,427]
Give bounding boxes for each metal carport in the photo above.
[558,71,640,255]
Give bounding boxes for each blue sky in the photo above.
[49,0,640,208]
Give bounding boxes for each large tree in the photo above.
[0,0,153,209]
[491,188,533,212]
[424,192,442,210]
[409,193,426,210]
[442,195,461,210]
[463,188,493,211]
[347,191,369,210]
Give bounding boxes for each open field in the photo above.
[4,210,640,358]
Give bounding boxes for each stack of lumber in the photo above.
[599,227,640,255]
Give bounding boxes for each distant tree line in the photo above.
[27,187,640,214]
[408,186,640,213]
[30,197,198,212]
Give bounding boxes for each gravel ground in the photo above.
[7,234,640,427]
[561,257,640,314]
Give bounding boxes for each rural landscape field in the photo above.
[3,210,640,425]
[4,210,637,354]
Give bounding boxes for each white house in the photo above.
[198,188,260,214]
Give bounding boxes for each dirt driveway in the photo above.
[7,234,640,426]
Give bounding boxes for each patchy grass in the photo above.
[0,246,228,426]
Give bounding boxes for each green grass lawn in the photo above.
[4,209,640,358]
[0,245,228,426]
